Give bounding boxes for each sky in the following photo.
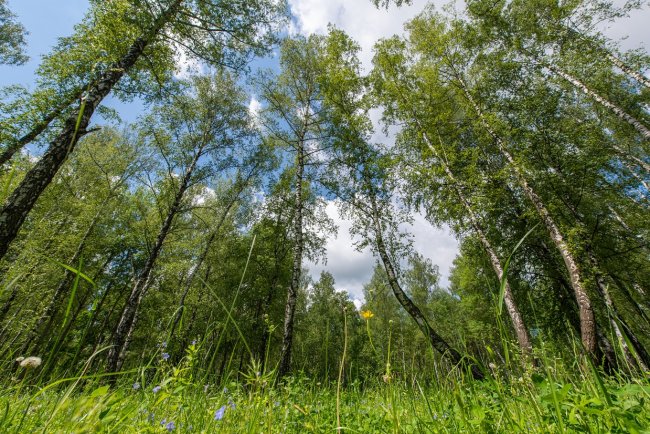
[2,0,649,304]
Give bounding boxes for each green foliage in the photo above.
[0,0,28,65]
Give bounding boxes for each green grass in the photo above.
[1,355,648,433]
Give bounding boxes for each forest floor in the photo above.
[1,364,649,433]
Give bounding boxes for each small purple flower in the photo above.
[165,421,176,432]
[161,352,170,361]
[152,386,161,394]
[161,341,168,348]
[191,339,197,346]
[132,382,140,390]
[228,399,236,410]
[214,405,226,421]
[222,387,228,394]
[160,418,166,425]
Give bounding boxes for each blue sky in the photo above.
[2,0,649,301]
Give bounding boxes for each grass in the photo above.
[1,347,649,433]
[2,240,648,432]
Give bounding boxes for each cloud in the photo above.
[248,95,263,128]
[288,0,436,71]
[306,199,458,303]
[288,0,650,72]
[248,96,262,117]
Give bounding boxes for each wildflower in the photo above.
[19,356,42,369]
[214,405,226,421]
[148,413,155,423]
[133,382,140,390]
[15,357,24,363]
[191,339,197,346]
[221,386,227,394]
[360,310,374,320]
[152,386,161,394]
[165,421,176,431]
[228,399,236,410]
[161,341,168,348]
[161,352,170,361]
[488,363,497,370]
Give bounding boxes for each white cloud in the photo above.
[192,186,216,206]
[248,96,262,117]
[306,199,458,303]
[248,96,263,128]
[288,0,436,71]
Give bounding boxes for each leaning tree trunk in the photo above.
[369,195,484,380]
[613,144,650,175]
[605,52,650,90]
[418,127,533,356]
[459,80,598,357]
[543,63,650,140]
[0,88,83,168]
[561,25,650,91]
[107,142,202,375]
[0,0,183,261]
[588,251,650,371]
[21,208,102,354]
[169,174,252,340]
[278,141,305,378]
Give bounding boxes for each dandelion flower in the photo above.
[360,310,374,320]
[19,356,42,369]
[15,357,25,363]
[214,405,226,421]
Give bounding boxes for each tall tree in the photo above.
[255,35,339,377]
[107,72,254,374]
[0,0,286,261]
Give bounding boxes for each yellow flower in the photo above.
[360,310,374,320]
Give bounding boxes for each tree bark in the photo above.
[418,128,533,356]
[0,0,183,261]
[605,52,650,91]
[459,81,598,357]
[21,209,102,354]
[0,89,83,168]
[169,173,252,340]
[107,138,202,375]
[278,141,305,378]
[544,63,650,140]
[369,194,484,380]
[588,252,650,371]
